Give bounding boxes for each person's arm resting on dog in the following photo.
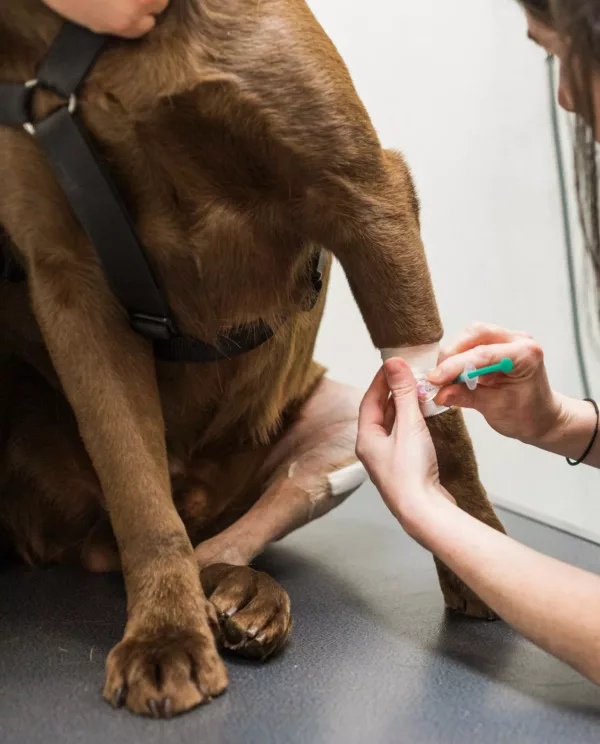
[42,0,169,38]
[356,323,600,686]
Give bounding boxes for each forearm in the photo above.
[526,394,600,467]
[411,497,600,684]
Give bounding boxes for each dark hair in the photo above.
[521,0,552,21]
[520,0,600,301]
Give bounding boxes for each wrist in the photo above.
[515,390,564,446]
[398,486,455,545]
[524,393,598,460]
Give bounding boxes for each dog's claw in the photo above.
[202,565,292,661]
[163,697,173,719]
[113,686,127,708]
[198,683,213,702]
[147,698,161,718]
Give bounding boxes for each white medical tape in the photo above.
[381,343,440,368]
[380,343,449,419]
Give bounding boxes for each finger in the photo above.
[435,385,477,410]
[437,382,513,415]
[475,372,513,388]
[429,341,527,387]
[438,323,531,363]
[383,395,396,433]
[383,359,424,429]
[358,367,390,436]
[124,14,157,37]
[145,0,170,12]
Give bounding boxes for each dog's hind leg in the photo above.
[194,376,365,659]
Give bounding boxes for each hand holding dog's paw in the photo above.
[201,564,292,660]
[103,623,228,718]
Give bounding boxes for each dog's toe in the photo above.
[201,564,292,660]
[103,626,228,717]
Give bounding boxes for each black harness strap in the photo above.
[0,22,325,362]
[154,319,276,364]
[1,83,31,126]
[36,22,108,97]
[35,105,174,330]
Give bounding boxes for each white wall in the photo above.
[310,0,600,540]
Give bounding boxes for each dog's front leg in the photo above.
[309,149,505,618]
[29,267,227,717]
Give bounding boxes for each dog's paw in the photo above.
[435,559,498,621]
[201,564,292,660]
[444,592,498,621]
[103,625,228,717]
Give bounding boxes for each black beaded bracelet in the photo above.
[567,398,600,466]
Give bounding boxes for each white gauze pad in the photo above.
[328,461,368,498]
[381,343,449,419]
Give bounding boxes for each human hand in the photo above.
[356,358,452,537]
[430,323,561,443]
[42,0,169,38]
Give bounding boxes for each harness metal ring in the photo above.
[22,78,77,136]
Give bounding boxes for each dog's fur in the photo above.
[0,0,505,717]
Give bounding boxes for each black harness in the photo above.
[0,22,326,363]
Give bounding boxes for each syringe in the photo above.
[416,358,514,403]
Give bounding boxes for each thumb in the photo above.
[384,358,423,425]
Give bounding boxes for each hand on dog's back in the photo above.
[42,0,170,38]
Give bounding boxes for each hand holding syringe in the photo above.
[416,358,515,404]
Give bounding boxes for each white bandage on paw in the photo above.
[381,343,449,419]
[327,461,368,498]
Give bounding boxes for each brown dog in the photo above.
[0,0,505,718]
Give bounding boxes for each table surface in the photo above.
[1,484,600,744]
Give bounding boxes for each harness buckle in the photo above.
[130,313,177,342]
[23,78,77,136]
